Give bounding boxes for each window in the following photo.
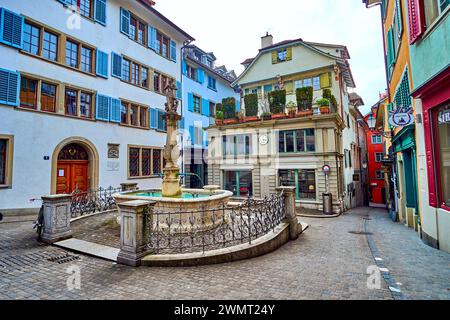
[193,95,201,113]
[187,65,197,81]
[153,72,161,93]
[0,136,13,187]
[279,168,318,200]
[41,82,56,112]
[43,31,58,61]
[65,89,78,116]
[141,67,148,88]
[81,47,92,73]
[20,77,38,109]
[79,92,92,118]
[294,76,321,91]
[67,0,94,19]
[120,57,150,89]
[375,152,383,162]
[209,102,216,117]
[313,77,321,91]
[131,63,139,85]
[208,76,217,90]
[433,104,450,207]
[224,171,253,197]
[372,135,382,144]
[193,126,203,146]
[121,101,148,128]
[156,31,170,58]
[66,40,79,68]
[279,129,315,153]
[277,49,287,62]
[128,146,163,178]
[64,88,93,118]
[375,170,384,179]
[23,22,40,55]
[122,59,131,82]
[424,0,449,27]
[222,135,252,157]
[128,14,147,46]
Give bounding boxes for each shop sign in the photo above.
[388,104,414,127]
[438,108,450,124]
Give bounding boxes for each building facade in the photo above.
[207,35,358,213]
[180,45,239,188]
[0,0,193,213]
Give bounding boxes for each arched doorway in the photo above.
[51,137,99,195]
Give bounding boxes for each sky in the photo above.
[155,0,387,115]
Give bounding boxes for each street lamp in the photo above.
[367,114,376,130]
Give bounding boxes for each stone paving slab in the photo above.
[54,239,119,262]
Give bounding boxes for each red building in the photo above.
[365,108,385,204]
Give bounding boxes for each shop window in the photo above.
[434,104,450,207]
[224,171,253,197]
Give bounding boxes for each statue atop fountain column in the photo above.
[161,79,182,197]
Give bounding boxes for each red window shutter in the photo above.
[407,0,425,44]
[422,110,437,207]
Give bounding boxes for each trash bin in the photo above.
[323,193,333,215]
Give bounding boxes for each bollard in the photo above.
[40,194,73,244]
[276,186,301,240]
[117,200,155,267]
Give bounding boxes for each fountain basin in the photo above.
[113,188,233,232]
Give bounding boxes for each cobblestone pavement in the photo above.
[0,207,449,300]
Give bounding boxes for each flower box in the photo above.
[223,118,238,125]
[271,113,287,120]
[243,116,259,123]
[296,110,313,117]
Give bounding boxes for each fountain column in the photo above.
[161,79,182,198]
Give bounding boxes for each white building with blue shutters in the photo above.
[180,45,239,188]
[0,0,193,213]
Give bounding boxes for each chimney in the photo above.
[261,32,273,49]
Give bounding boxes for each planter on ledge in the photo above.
[271,113,287,120]
[215,119,223,126]
[223,118,239,125]
[296,110,313,117]
[319,106,330,114]
[243,116,259,122]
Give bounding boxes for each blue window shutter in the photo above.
[236,99,240,112]
[178,117,184,130]
[94,0,107,26]
[0,68,20,106]
[182,59,187,75]
[0,8,24,49]
[120,8,130,36]
[189,125,195,145]
[202,98,209,117]
[148,26,157,50]
[111,52,122,78]
[150,108,158,129]
[96,94,110,121]
[96,49,108,78]
[197,68,204,84]
[188,93,194,112]
[176,80,182,100]
[170,40,177,62]
[110,98,121,122]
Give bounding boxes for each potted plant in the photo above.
[296,86,313,117]
[268,89,286,119]
[222,98,239,124]
[244,93,259,122]
[316,98,330,114]
[322,88,337,113]
[215,110,223,125]
[261,112,272,120]
[286,101,297,117]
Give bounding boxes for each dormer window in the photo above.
[278,49,287,62]
[194,51,202,61]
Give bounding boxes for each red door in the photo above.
[56,161,89,194]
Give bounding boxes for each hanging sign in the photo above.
[388,104,414,127]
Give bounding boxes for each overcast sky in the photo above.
[155,0,386,115]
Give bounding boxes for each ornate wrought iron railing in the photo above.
[70,186,122,218]
[147,192,286,254]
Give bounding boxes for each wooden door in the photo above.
[56,161,89,194]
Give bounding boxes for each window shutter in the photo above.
[111,52,122,78]
[148,26,157,50]
[120,8,130,36]
[271,51,277,64]
[0,8,24,49]
[182,59,187,75]
[94,0,107,26]
[96,49,108,78]
[387,28,395,68]
[285,81,294,94]
[286,47,292,61]
[188,93,194,112]
[170,40,177,62]
[110,98,121,122]
[407,0,425,44]
[189,125,195,145]
[96,94,110,121]
[197,68,204,84]
[150,108,158,129]
[176,80,182,100]
[396,0,403,38]
[0,68,20,106]
[178,117,184,130]
[202,98,210,117]
[320,73,331,88]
